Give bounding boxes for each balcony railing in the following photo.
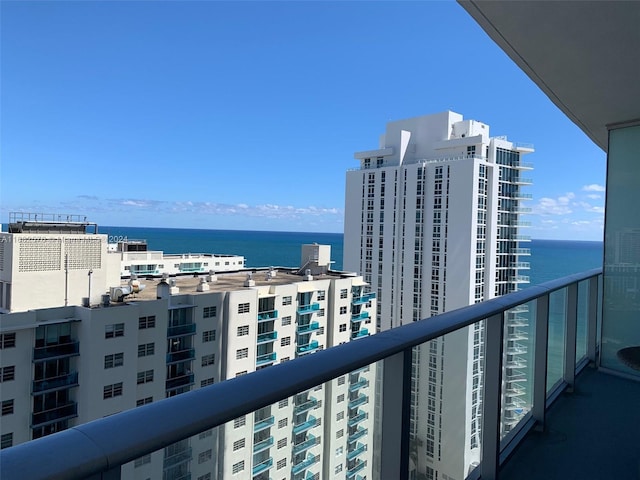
[253,436,274,454]
[31,402,78,427]
[32,371,79,394]
[253,416,274,432]
[352,292,376,305]
[292,434,318,455]
[351,312,369,322]
[291,453,319,474]
[252,457,273,476]
[33,341,79,361]
[256,352,276,366]
[167,323,196,337]
[292,415,317,435]
[166,349,195,364]
[297,303,320,315]
[297,321,320,334]
[1,268,602,480]
[297,340,319,355]
[257,310,278,322]
[257,331,278,344]
[165,373,194,391]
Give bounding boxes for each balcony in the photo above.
[292,415,317,435]
[297,321,320,334]
[296,340,319,355]
[291,454,319,475]
[346,460,367,478]
[33,341,79,361]
[166,349,195,364]
[163,447,192,468]
[253,416,274,432]
[253,436,273,454]
[350,328,369,340]
[31,402,78,427]
[293,397,318,415]
[352,292,376,305]
[8,268,631,480]
[297,303,319,315]
[256,352,276,366]
[347,442,367,461]
[257,310,278,322]
[351,312,369,323]
[349,378,369,392]
[252,457,273,476]
[257,331,278,344]
[348,394,368,409]
[292,434,317,455]
[165,373,194,391]
[167,323,196,338]
[32,372,79,394]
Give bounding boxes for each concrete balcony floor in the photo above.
[501,367,640,480]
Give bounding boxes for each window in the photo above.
[203,306,217,318]
[202,354,215,366]
[317,290,325,301]
[278,418,288,428]
[0,433,12,449]
[1,366,15,382]
[281,316,291,326]
[233,416,246,428]
[335,446,343,456]
[339,324,347,332]
[339,306,347,314]
[281,336,290,347]
[1,400,14,416]
[138,316,155,329]
[0,333,15,348]
[233,438,245,451]
[340,289,348,299]
[105,323,124,338]
[278,398,288,408]
[237,303,250,314]
[317,326,324,335]
[277,458,287,469]
[336,411,344,421]
[337,394,344,403]
[338,376,345,385]
[282,296,292,306]
[136,397,153,406]
[201,377,215,387]
[134,454,151,467]
[137,370,154,384]
[202,330,216,342]
[138,343,154,357]
[198,449,212,464]
[277,438,287,448]
[199,429,212,439]
[237,325,249,336]
[336,429,344,438]
[318,308,325,317]
[104,352,124,369]
[335,464,343,474]
[236,348,248,359]
[232,460,244,474]
[103,382,123,399]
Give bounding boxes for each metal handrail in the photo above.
[0,268,602,480]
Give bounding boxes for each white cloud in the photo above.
[533,194,574,215]
[582,184,605,192]
[586,194,601,200]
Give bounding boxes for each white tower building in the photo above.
[344,111,533,480]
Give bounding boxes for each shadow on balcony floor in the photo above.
[501,367,640,480]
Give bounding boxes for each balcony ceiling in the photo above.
[459,1,640,152]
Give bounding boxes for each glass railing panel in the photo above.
[576,280,590,362]
[501,300,536,441]
[547,288,567,392]
[408,324,484,480]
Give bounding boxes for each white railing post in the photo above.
[533,294,550,431]
[481,314,505,480]
[564,283,578,391]
[587,275,599,365]
[380,349,411,480]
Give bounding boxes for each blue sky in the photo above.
[1,1,605,240]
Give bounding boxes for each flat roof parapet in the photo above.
[8,212,97,234]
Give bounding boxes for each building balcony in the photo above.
[256,352,276,366]
[297,303,320,315]
[348,394,368,409]
[32,372,79,394]
[166,349,195,364]
[292,434,318,455]
[163,447,192,468]
[346,460,367,478]
[347,442,367,461]
[292,415,317,435]
[33,341,79,361]
[9,268,634,480]
[167,323,196,338]
[296,340,319,355]
[350,328,369,340]
[349,378,369,392]
[165,373,194,391]
[31,402,78,428]
[257,331,278,344]
[252,457,273,476]
[253,416,274,433]
[351,292,376,305]
[296,322,320,334]
[351,312,369,323]
[257,310,278,322]
[293,397,318,415]
[253,436,273,454]
[291,454,319,475]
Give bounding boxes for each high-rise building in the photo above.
[344,111,533,480]
[0,216,376,480]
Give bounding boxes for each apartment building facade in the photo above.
[344,111,532,480]
[0,218,376,480]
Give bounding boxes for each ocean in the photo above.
[101,226,603,285]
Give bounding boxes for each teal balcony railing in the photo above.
[351,312,369,322]
[167,323,196,337]
[253,436,274,454]
[293,397,318,415]
[297,340,319,355]
[350,328,369,340]
[252,457,273,476]
[347,427,367,443]
[292,434,317,455]
[347,442,367,461]
[297,303,320,315]
[292,415,317,435]
[257,310,278,322]
[291,454,319,475]
[2,269,603,480]
[33,341,79,361]
[297,321,320,334]
[348,394,368,409]
[351,292,376,305]
[257,331,278,344]
[256,352,276,366]
[349,378,369,392]
[166,349,195,363]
